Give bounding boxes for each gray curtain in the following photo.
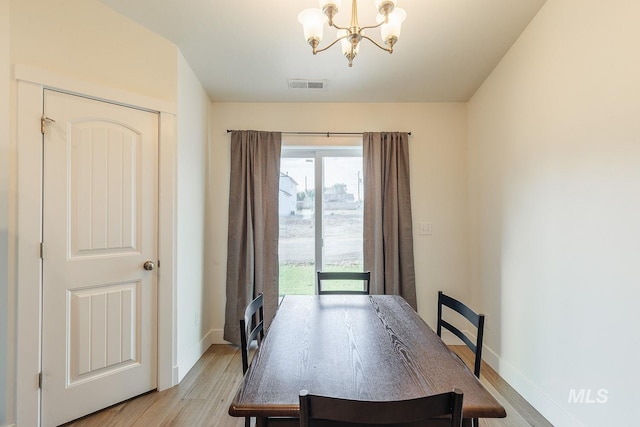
[363,132,417,310]
[223,130,281,345]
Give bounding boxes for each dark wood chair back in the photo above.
[240,293,264,374]
[299,389,464,427]
[437,291,485,378]
[316,271,371,295]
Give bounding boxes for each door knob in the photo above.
[143,261,156,271]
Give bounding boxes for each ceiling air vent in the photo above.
[288,79,327,90]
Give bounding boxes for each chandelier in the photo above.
[298,0,407,67]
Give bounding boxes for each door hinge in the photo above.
[41,115,56,134]
[38,372,42,388]
[40,242,44,259]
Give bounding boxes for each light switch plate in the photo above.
[419,222,433,236]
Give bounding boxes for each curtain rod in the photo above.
[226,130,411,136]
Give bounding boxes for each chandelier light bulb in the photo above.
[337,29,360,67]
[298,8,327,44]
[337,29,360,55]
[378,7,406,47]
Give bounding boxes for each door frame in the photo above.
[15,64,178,427]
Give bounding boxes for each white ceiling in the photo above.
[98,0,546,103]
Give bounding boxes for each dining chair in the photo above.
[437,291,484,427]
[436,291,485,378]
[239,293,264,427]
[240,292,264,374]
[299,389,464,427]
[316,271,371,295]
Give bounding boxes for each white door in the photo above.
[41,90,158,426]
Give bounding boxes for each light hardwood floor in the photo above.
[64,344,552,427]
[449,346,553,427]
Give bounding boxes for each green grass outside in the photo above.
[279,264,365,295]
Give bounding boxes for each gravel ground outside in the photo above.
[279,208,363,266]
[278,208,364,294]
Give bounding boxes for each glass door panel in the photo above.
[278,157,316,295]
[322,156,364,278]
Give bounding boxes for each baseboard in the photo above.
[176,329,215,382]
[210,328,227,344]
[2,423,16,427]
[482,344,585,427]
[172,365,179,386]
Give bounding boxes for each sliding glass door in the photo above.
[279,148,363,295]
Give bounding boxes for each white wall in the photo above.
[176,50,211,380]
[10,0,177,102]
[208,103,470,336]
[1,1,12,424]
[468,0,640,425]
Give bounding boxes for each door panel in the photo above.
[69,282,138,384]
[41,90,158,426]
[70,121,139,255]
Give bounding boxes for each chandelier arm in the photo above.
[328,21,351,32]
[361,34,393,53]
[314,35,350,54]
[358,21,385,33]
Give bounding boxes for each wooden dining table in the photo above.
[228,295,506,426]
